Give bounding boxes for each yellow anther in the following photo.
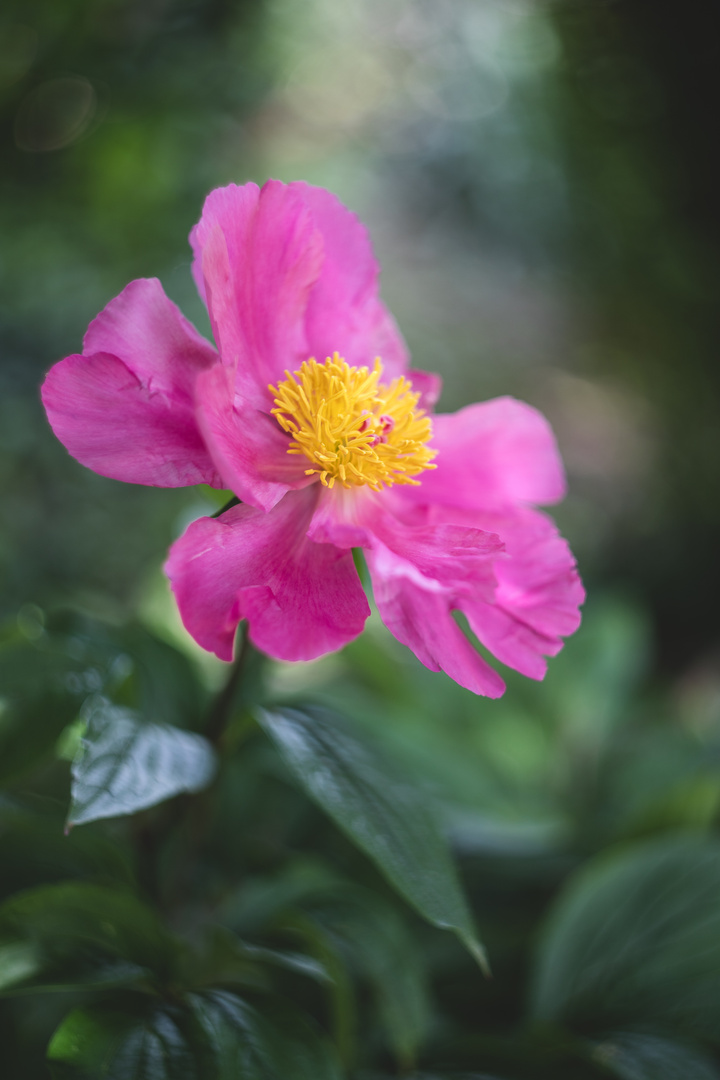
[269,353,436,490]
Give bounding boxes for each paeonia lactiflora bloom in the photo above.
[42,180,584,696]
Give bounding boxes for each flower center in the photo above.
[269,353,436,490]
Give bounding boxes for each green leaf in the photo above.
[45,611,207,731]
[0,802,134,903]
[68,697,216,827]
[256,705,486,969]
[188,990,342,1080]
[296,889,430,1067]
[531,835,720,1043]
[591,1032,720,1080]
[0,882,176,994]
[47,991,342,1079]
[0,639,88,783]
[47,1003,208,1080]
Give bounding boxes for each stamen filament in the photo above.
[269,352,436,491]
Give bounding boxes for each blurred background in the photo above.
[3,0,720,1075]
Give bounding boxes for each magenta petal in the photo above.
[41,279,221,487]
[290,183,410,378]
[408,369,442,411]
[190,181,323,405]
[412,397,567,512]
[458,506,584,680]
[367,499,503,592]
[195,364,312,511]
[165,487,370,662]
[367,543,506,698]
[83,278,218,392]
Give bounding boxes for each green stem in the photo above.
[203,625,252,746]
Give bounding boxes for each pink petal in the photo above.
[456,506,584,680]
[367,498,503,592]
[190,181,323,405]
[367,542,506,698]
[164,487,370,662]
[408,369,442,412]
[286,182,410,378]
[410,397,566,513]
[195,364,312,511]
[41,279,221,487]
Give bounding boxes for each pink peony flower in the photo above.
[42,180,583,696]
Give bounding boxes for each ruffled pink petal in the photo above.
[453,505,584,680]
[366,542,506,697]
[190,181,323,406]
[195,364,312,511]
[164,487,370,662]
[365,497,502,592]
[286,183,410,378]
[41,279,221,487]
[409,397,566,513]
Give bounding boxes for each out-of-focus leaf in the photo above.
[0,613,208,787]
[47,1003,208,1080]
[0,882,176,994]
[68,697,216,827]
[591,1031,720,1080]
[188,990,342,1080]
[257,706,486,969]
[45,612,208,731]
[531,835,720,1043]
[296,889,430,1067]
[0,802,134,902]
[0,639,87,782]
[219,860,339,936]
[178,924,329,994]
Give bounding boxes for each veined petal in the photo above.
[41,279,220,487]
[368,503,503,592]
[367,542,506,698]
[195,364,312,511]
[190,181,323,405]
[452,505,584,680]
[410,397,566,512]
[165,487,370,662]
[290,182,409,379]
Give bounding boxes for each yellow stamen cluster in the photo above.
[269,353,436,490]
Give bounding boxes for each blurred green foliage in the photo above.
[3,0,720,1077]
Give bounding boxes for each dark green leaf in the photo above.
[45,612,207,731]
[0,882,177,993]
[68,697,216,827]
[531,835,720,1043]
[48,989,341,1079]
[257,706,486,969]
[297,889,430,1067]
[0,639,87,783]
[47,1003,207,1080]
[591,1032,720,1080]
[188,990,342,1080]
[0,802,134,903]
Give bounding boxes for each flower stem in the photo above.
[204,625,252,746]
